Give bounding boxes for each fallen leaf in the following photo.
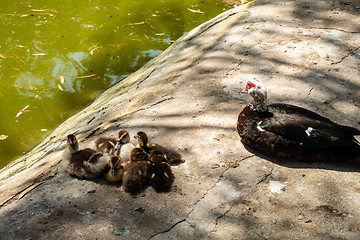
[15,105,30,118]
[0,54,7,59]
[0,135,8,140]
[108,43,126,48]
[81,24,94,28]
[72,74,96,79]
[57,84,64,91]
[59,75,65,84]
[187,8,204,13]
[128,21,146,25]
[15,112,22,118]
[89,44,101,55]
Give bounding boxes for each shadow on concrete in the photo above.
[1,0,360,239]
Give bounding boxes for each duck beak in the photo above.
[111,168,117,175]
[133,135,137,139]
[114,140,121,150]
[240,88,248,94]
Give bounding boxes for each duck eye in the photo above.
[247,81,256,90]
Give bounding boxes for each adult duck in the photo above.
[237,79,360,162]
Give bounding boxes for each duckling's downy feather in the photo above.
[62,134,110,179]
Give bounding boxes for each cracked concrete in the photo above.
[0,0,360,239]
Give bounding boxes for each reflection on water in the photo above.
[0,0,244,168]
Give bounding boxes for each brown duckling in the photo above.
[62,134,109,179]
[105,155,124,183]
[95,137,117,155]
[148,150,174,193]
[122,147,149,194]
[114,129,135,162]
[95,130,134,159]
[135,131,184,165]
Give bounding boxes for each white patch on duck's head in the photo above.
[246,79,267,112]
[305,127,314,137]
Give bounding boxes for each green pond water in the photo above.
[0,0,244,168]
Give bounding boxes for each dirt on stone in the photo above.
[0,0,360,239]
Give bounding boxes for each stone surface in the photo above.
[0,0,360,239]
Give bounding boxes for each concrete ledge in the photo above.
[1,0,360,239]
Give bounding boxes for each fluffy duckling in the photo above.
[135,131,184,165]
[95,137,117,155]
[135,131,152,153]
[105,155,124,183]
[95,130,134,161]
[122,148,149,194]
[62,134,109,179]
[148,150,174,193]
[114,129,135,162]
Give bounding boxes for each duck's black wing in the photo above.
[259,103,360,149]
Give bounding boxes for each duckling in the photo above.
[105,155,124,183]
[122,148,149,194]
[114,129,135,163]
[148,150,174,193]
[95,137,117,155]
[135,131,152,153]
[62,134,110,179]
[135,131,184,165]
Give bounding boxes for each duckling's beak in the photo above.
[111,168,117,175]
[133,135,137,140]
[114,140,121,150]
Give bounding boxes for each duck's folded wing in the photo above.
[259,113,356,149]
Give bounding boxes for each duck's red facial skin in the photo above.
[246,81,256,91]
[240,81,256,94]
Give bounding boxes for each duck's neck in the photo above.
[67,144,79,154]
[138,138,148,149]
[250,99,267,112]
[249,90,267,112]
